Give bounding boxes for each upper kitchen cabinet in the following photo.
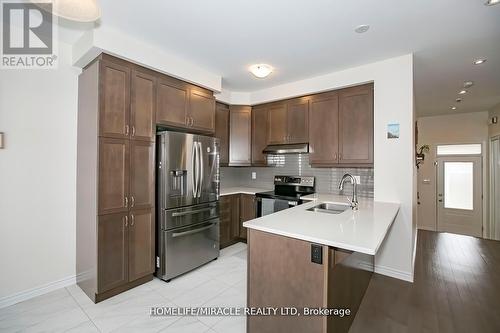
[251,106,268,166]
[267,99,309,145]
[286,98,309,144]
[130,69,156,141]
[156,76,216,134]
[215,102,230,166]
[99,60,131,139]
[309,92,339,166]
[267,103,288,145]
[229,106,252,166]
[338,84,373,165]
[308,84,373,167]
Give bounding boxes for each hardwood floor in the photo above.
[350,230,500,333]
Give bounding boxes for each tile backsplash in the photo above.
[220,154,374,198]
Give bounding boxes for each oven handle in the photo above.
[171,222,217,238]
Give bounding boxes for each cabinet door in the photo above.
[99,60,131,139]
[156,78,188,128]
[287,98,309,144]
[309,92,339,166]
[239,194,255,239]
[131,69,156,141]
[98,213,129,293]
[219,195,232,248]
[267,103,288,144]
[229,106,252,166]
[99,138,130,214]
[231,195,241,240]
[215,103,230,166]
[130,141,155,210]
[251,106,268,166]
[128,209,155,281]
[188,88,215,133]
[338,85,373,165]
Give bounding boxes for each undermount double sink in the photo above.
[307,202,351,215]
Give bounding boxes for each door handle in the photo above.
[131,196,135,208]
[191,142,197,197]
[438,199,443,202]
[131,214,135,226]
[198,142,204,198]
[334,152,338,160]
[124,215,128,227]
[124,196,128,208]
[131,126,136,137]
[172,222,216,238]
[125,125,129,136]
[171,207,214,217]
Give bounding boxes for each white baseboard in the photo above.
[374,265,414,282]
[0,275,76,309]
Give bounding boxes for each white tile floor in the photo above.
[0,243,248,333]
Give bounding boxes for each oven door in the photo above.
[256,197,299,217]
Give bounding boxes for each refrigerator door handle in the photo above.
[191,141,197,198]
[198,142,204,198]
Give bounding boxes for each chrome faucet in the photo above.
[339,174,358,210]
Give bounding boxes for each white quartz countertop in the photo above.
[243,194,400,255]
[220,186,270,196]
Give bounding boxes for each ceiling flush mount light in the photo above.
[463,81,474,88]
[485,0,500,6]
[34,0,101,22]
[458,90,467,95]
[474,58,487,65]
[249,64,273,78]
[451,106,457,110]
[355,25,370,33]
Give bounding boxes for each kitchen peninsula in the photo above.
[243,195,400,333]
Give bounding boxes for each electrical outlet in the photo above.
[251,172,257,180]
[354,176,361,184]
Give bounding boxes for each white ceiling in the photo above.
[65,0,500,116]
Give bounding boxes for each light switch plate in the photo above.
[354,176,361,184]
[0,132,4,149]
[251,172,257,180]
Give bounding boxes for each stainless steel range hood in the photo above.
[262,143,309,154]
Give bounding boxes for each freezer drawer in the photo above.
[160,201,219,230]
[157,219,220,281]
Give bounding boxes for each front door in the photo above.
[437,156,482,237]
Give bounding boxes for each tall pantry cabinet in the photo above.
[77,54,155,303]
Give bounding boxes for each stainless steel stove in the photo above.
[255,176,315,217]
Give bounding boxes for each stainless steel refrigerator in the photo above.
[156,130,220,281]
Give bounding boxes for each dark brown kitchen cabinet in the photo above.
[98,138,130,215]
[338,84,373,165]
[189,88,215,133]
[215,102,230,166]
[309,92,339,166]
[98,212,129,293]
[99,60,131,139]
[251,106,268,166]
[308,84,373,167]
[239,194,256,240]
[128,209,155,281]
[219,194,240,249]
[287,98,309,144]
[130,141,155,210]
[131,69,156,141]
[229,106,252,166]
[156,78,189,128]
[267,103,288,144]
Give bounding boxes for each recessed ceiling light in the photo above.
[474,58,487,65]
[485,0,500,6]
[463,81,474,88]
[451,106,457,110]
[249,64,273,78]
[456,98,462,103]
[355,25,370,33]
[458,90,467,95]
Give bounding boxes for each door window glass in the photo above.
[437,144,481,155]
[444,162,474,210]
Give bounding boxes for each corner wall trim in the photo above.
[374,265,414,283]
[0,275,76,309]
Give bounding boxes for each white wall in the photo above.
[0,41,80,302]
[417,112,489,233]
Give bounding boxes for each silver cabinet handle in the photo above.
[186,116,190,126]
[131,126,136,137]
[125,125,129,136]
[131,214,135,226]
[339,153,342,160]
[334,152,337,160]
[172,207,213,217]
[191,117,195,127]
[172,222,216,238]
[131,196,135,208]
[124,196,128,208]
[124,215,128,227]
